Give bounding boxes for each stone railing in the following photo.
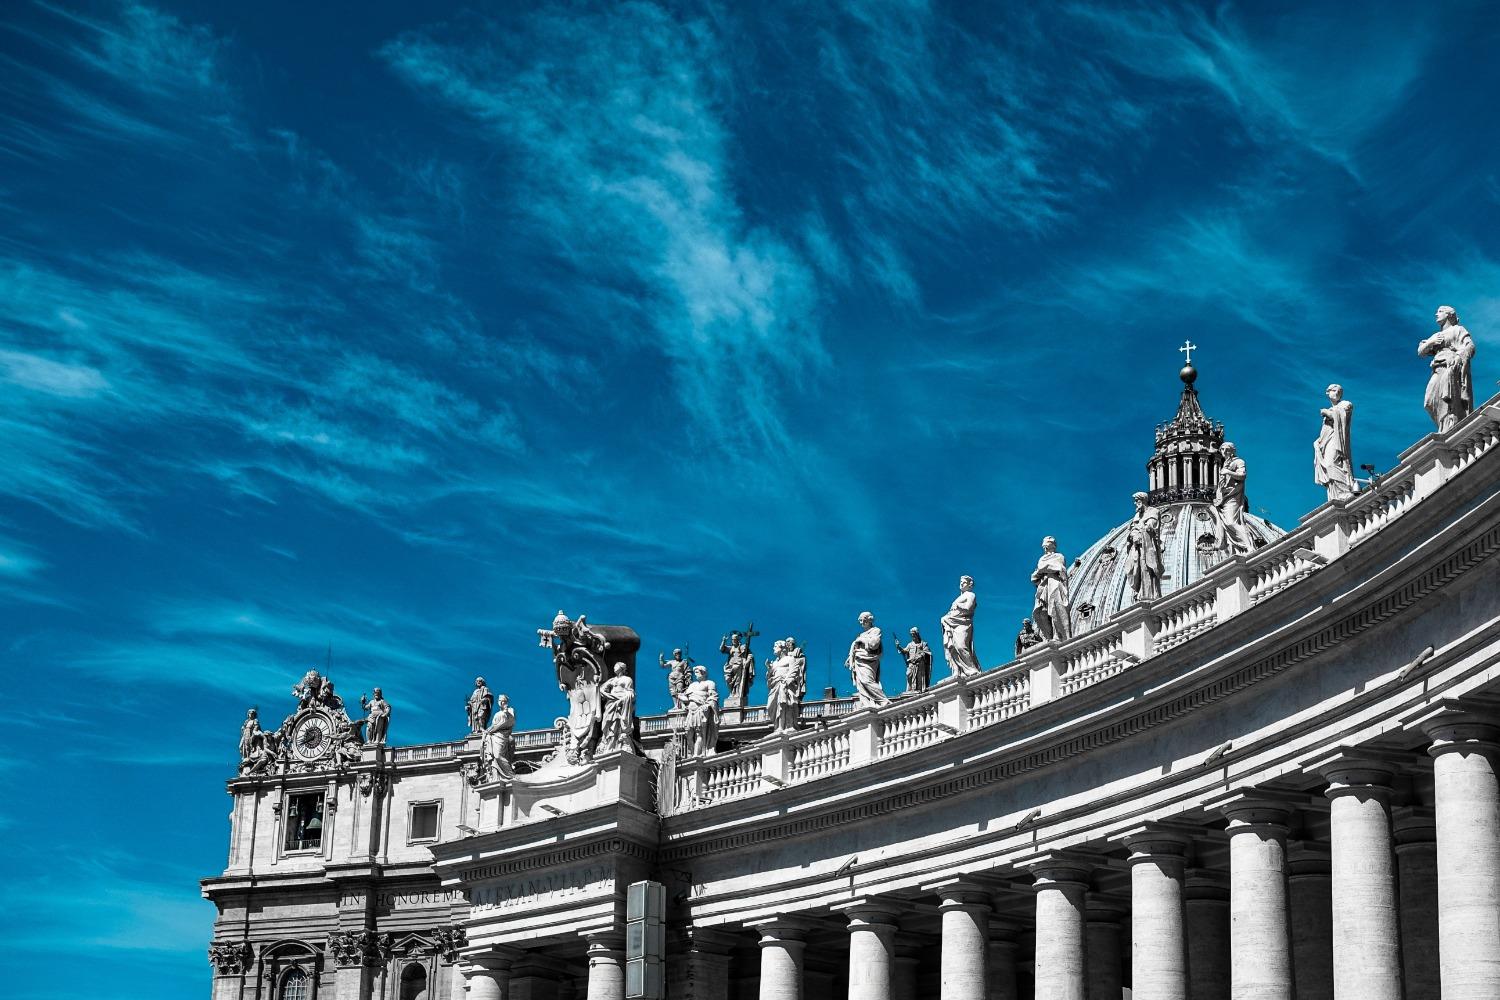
[391,740,465,763]
[659,406,1500,814]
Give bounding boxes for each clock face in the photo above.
[291,711,334,762]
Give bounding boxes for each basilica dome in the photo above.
[1064,360,1284,637]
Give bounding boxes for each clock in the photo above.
[290,710,335,763]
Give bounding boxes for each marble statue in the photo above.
[1015,618,1044,657]
[597,664,636,755]
[1212,442,1257,556]
[658,648,693,712]
[239,708,264,762]
[941,575,981,679]
[682,665,720,757]
[1125,492,1164,602]
[895,627,933,693]
[846,611,889,708]
[1031,538,1072,642]
[766,639,807,734]
[720,629,758,709]
[466,677,493,734]
[1419,305,1475,431]
[540,611,610,765]
[359,688,390,745]
[480,694,516,780]
[1314,384,1357,501]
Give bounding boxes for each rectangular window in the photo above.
[284,792,324,852]
[408,802,439,843]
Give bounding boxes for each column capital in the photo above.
[1184,868,1229,903]
[1013,849,1104,886]
[832,896,903,929]
[1205,788,1298,830]
[1085,892,1128,923]
[668,925,741,955]
[1114,822,1196,862]
[1409,697,1500,752]
[1286,841,1331,880]
[921,877,994,908]
[748,916,820,947]
[1392,805,1436,848]
[1307,747,1404,797]
[462,946,525,972]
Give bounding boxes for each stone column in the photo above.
[1023,856,1093,1000]
[464,954,515,1000]
[584,933,625,1000]
[1318,754,1402,1000]
[1423,711,1500,999]
[892,943,923,1000]
[755,922,808,1000]
[511,973,560,1000]
[1084,897,1125,1000]
[987,920,1021,1000]
[1183,871,1229,1000]
[835,901,900,1000]
[1394,806,1439,1000]
[666,928,737,1000]
[1123,828,1191,1000]
[1218,796,1293,1000]
[1286,844,1332,1000]
[934,882,991,1000]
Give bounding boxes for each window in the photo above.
[279,968,310,1000]
[400,963,428,1000]
[284,792,324,852]
[408,802,439,843]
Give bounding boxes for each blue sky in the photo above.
[1,1,1497,996]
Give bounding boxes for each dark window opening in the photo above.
[409,802,439,842]
[284,793,324,852]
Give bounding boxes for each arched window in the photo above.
[399,963,428,1000]
[279,967,310,1000]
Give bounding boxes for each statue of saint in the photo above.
[1418,305,1475,431]
[466,677,493,734]
[659,648,693,712]
[1031,538,1072,642]
[766,639,806,734]
[845,611,890,708]
[1015,618,1044,657]
[1314,384,1356,502]
[895,627,933,693]
[239,708,264,763]
[1212,442,1257,556]
[682,665,720,757]
[597,664,636,754]
[480,694,516,780]
[359,688,390,745]
[720,631,756,709]
[940,576,980,679]
[1124,493,1164,602]
[541,611,609,764]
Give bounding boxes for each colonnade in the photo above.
[458,707,1500,1000]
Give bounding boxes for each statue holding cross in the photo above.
[719,623,760,709]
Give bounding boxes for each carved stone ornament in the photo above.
[327,929,379,968]
[433,926,466,962]
[208,941,253,975]
[538,611,611,765]
[238,669,367,777]
[356,770,389,798]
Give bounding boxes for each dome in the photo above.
[1065,501,1281,635]
[1060,354,1285,636]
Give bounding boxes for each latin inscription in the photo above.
[470,865,613,912]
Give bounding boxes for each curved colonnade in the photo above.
[443,403,1500,1000]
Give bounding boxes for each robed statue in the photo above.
[682,665,720,757]
[720,630,757,709]
[1212,442,1257,556]
[480,694,516,780]
[1314,384,1356,502]
[895,628,933,693]
[659,647,693,712]
[1124,493,1164,602]
[539,610,610,765]
[466,678,493,734]
[765,639,807,733]
[360,688,391,745]
[1418,305,1475,431]
[940,575,980,679]
[597,664,637,755]
[1031,537,1072,642]
[1015,618,1044,657]
[846,611,890,708]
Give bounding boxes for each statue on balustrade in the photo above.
[480,694,516,780]
[1419,305,1475,431]
[465,677,493,734]
[682,665,721,757]
[539,611,611,764]
[238,708,280,775]
[597,664,637,755]
[766,639,807,733]
[1211,442,1257,556]
[1015,618,1044,657]
[896,627,932,693]
[941,575,981,679]
[1031,537,1072,642]
[658,647,693,712]
[720,628,758,709]
[1125,493,1164,602]
[846,611,890,708]
[1314,384,1357,502]
[359,688,390,745]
